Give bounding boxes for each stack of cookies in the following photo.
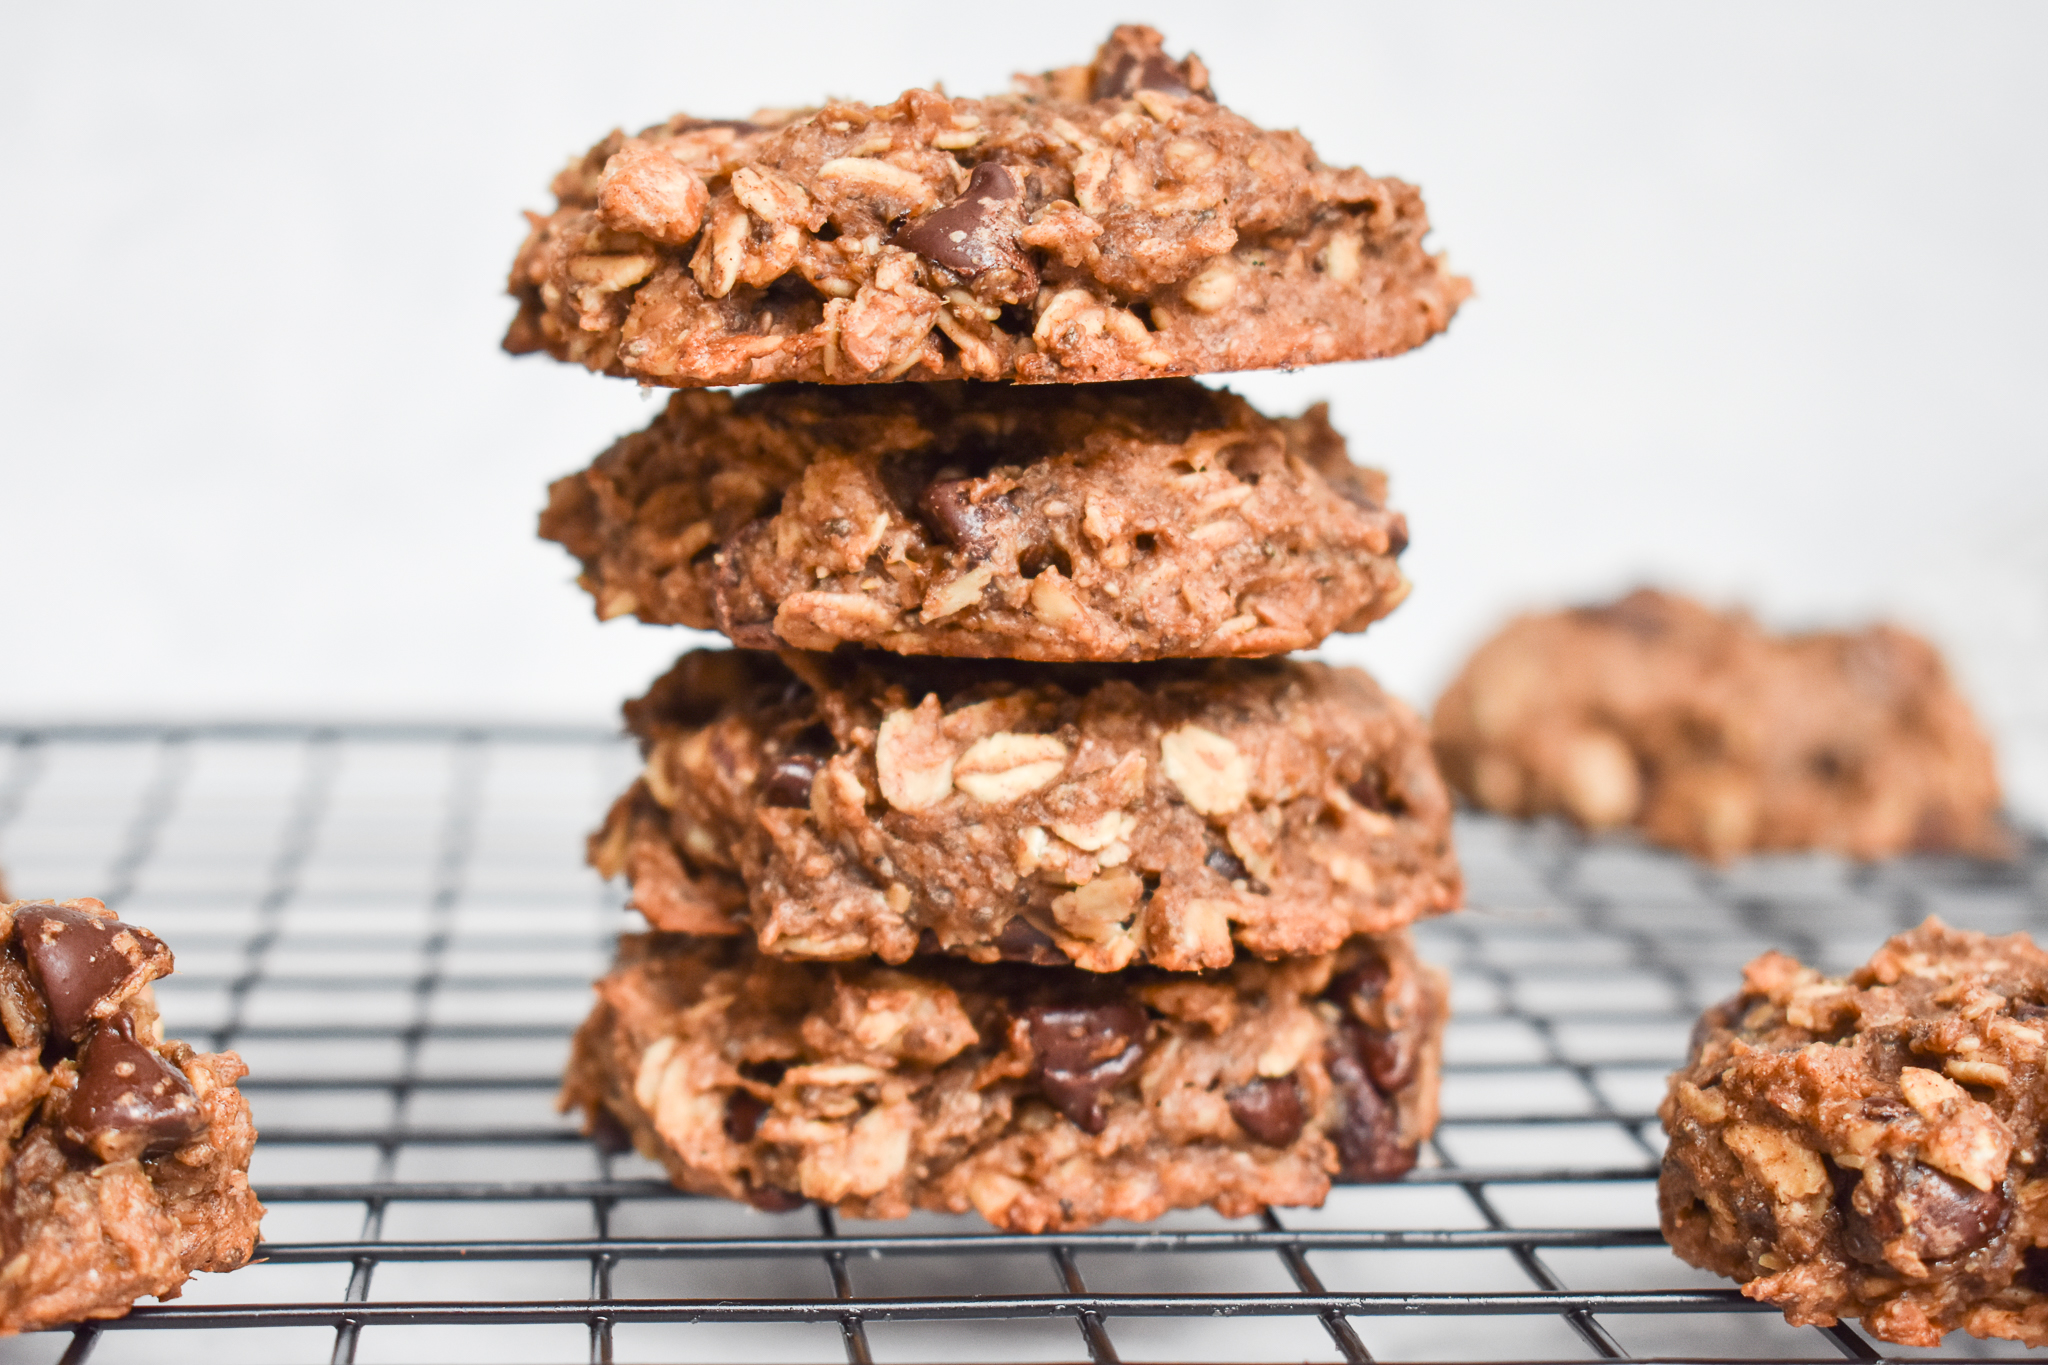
[512,27,1468,1231]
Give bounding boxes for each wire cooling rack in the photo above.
[0,724,2043,1364]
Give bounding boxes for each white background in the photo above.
[3,3,2044,814]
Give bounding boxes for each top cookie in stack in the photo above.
[506,25,1468,386]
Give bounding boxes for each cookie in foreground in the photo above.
[0,899,262,1335]
[504,26,1467,386]
[563,929,1443,1231]
[1661,919,2048,1347]
[542,380,1411,661]
[1432,588,2007,862]
[594,650,1461,972]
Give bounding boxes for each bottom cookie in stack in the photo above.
[561,929,1444,1232]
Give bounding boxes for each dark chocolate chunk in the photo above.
[1226,1074,1306,1147]
[1091,31,1216,102]
[892,162,1038,301]
[587,1106,634,1155]
[12,902,173,1043]
[917,478,998,555]
[2023,1244,2048,1294]
[724,1089,769,1144]
[1327,957,1390,1022]
[1024,1001,1147,1134]
[1327,1024,1416,1181]
[62,1012,206,1164]
[1204,845,1249,882]
[992,915,1066,966]
[1355,1024,1418,1094]
[761,754,822,809]
[1842,1157,2009,1265]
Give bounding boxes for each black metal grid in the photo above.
[0,722,2043,1364]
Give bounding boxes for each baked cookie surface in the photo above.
[562,928,1444,1231]
[0,899,262,1335]
[595,650,1461,972]
[542,380,1410,661]
[1662,919,2048,1347]
[1431,589,2007,862]
[504,26,1467,386]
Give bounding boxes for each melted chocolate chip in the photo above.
[2023,1245,2048,1294]
[992,916,1067,966]
[1327,957,1391,1022]
[1842,1157,2009,1266]
[62,1012,206,1164]
[1226,1074,1306,1147]
[892,162,1037,300]
[724,1090,768,1144]
[1204,845,1249,882]
[12,903,172,1043]
[1024,1001,1147,1134]
[761,754,822,809]
[1327,1024,1415,1181]
[1355,1024,1418,1094]
[917,478,997,554]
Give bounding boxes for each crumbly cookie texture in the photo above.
[541,380,1411,662]
[1661,920,2048,1348]
[594,650,1461,972]
[504,26,1467,386]
[0,899,262,1335]
[1431,589,2008,863]
[563,929,1444,1231]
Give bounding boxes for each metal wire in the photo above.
[0,722,2040,1363]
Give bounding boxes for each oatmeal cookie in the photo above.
[563,928,1444,1231]
[0,899,262,1335]
[1661,919,2048,1348]
[593,650,1460,973]
[504,26,1467,386]
[542,380,1410,661]
[1432,589,2007,862]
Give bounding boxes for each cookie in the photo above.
[541,380,1411,661]
[504,26,1467,386]
[1431,589,2007,862]
[0,899,262,1335]
[562,928,1444,1231]
[1661,919,2048,1348]
[592,650,1461,972]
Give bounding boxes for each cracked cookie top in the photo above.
[505,26,1467,386]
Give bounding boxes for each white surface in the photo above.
[2,3,2044,812]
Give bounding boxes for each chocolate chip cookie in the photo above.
[563,927,1443,1231]
[1432,589,2008,862]
[504,26,1467,386]
[542,380,1410,661]
[0,899,262,1335]
[593,650,1461,973]
[1661,919,2048,1348]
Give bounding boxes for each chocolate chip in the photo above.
[1327,957,1390,1021]
[1091,32,1216,102]
[992,916,1067,966]
[62,1012,206,1164]
[724,1090,768,1144]
[1386,514,1410,557]
[762,754,822,808]
[746,1182,808,1212]
[1355,1024,1418,1094]
[2023,1245,2048,1294]
[1024,1001,1147,1134]
[892,162,1038,300]
[1842,1157,2009,1265]
[1226,1074,1306,1147]
[917,478,997,554]
[12,903,172,1043]
[1327,1024,1416,1181]
[1204,845,1249,882]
